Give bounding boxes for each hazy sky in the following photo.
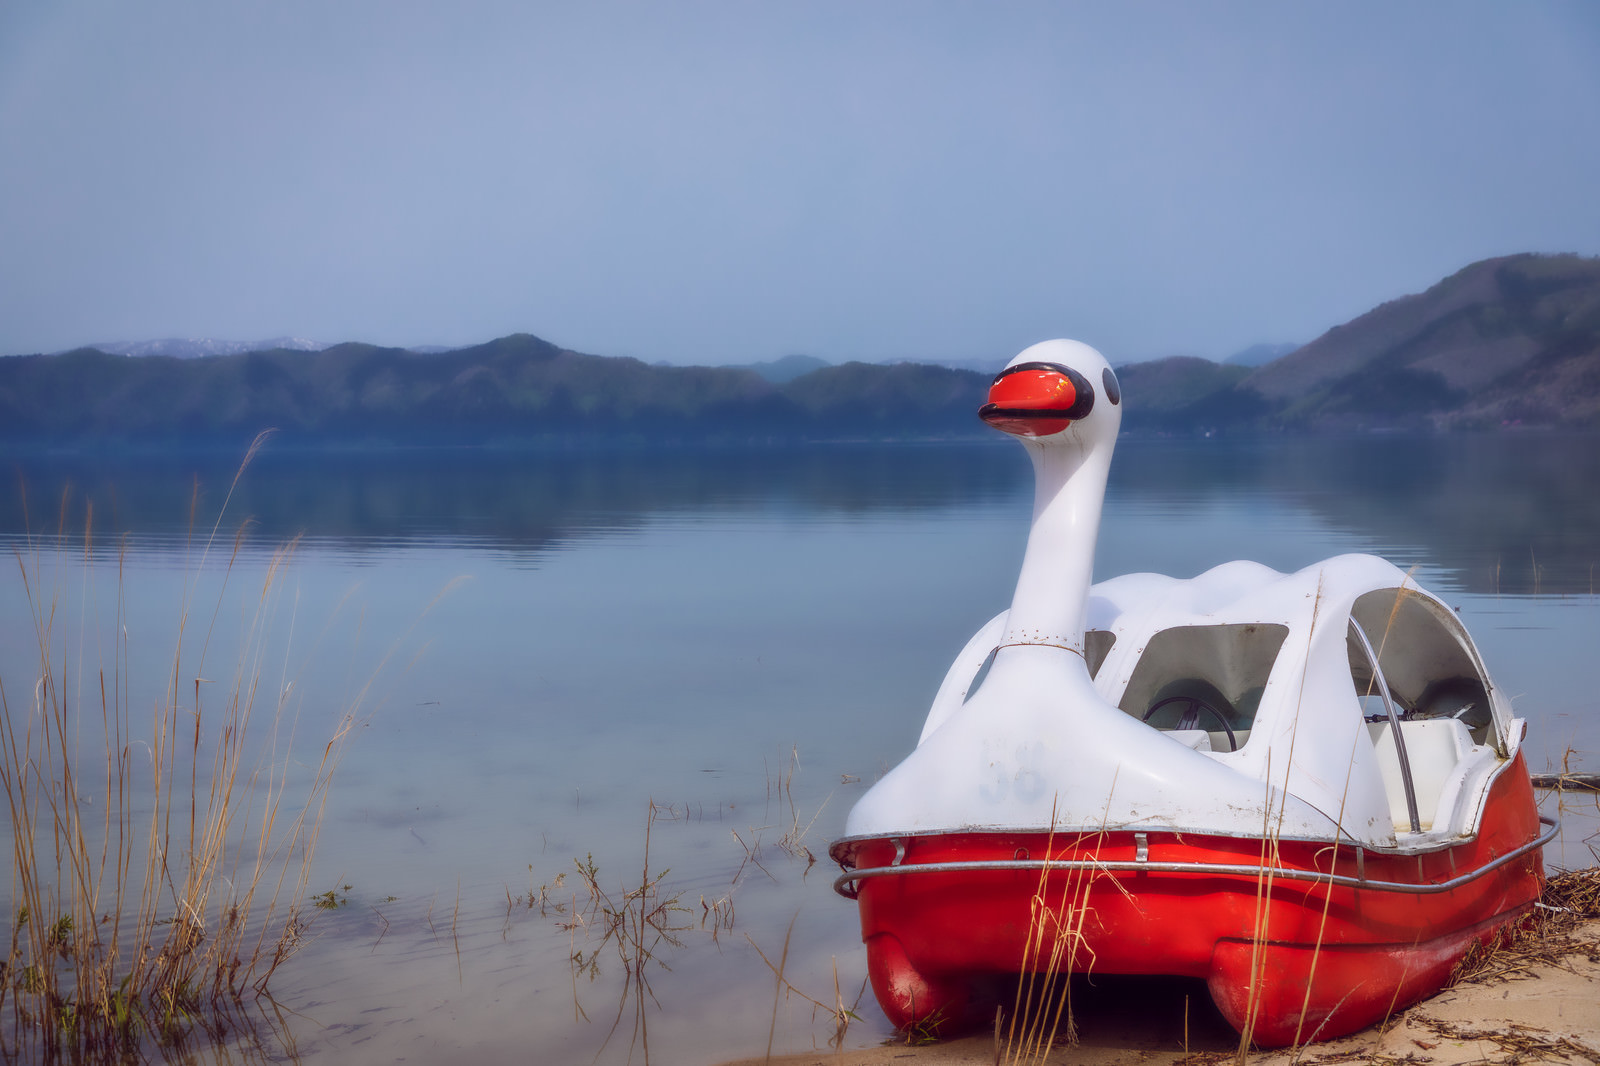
[2,2,1597,366]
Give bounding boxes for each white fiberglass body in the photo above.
[844,340,1525,854]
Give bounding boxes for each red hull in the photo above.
[832,754,1545,1048]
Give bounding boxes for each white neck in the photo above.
[1000,425,1112,653]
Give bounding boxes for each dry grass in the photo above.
[0,440,365,1059]
[1415,1017,1600,1062]
[769,747,827,870]
[1448,866,1600,986]
[563,802,692,1065]
[744,921,866,1057]
[999,811,1118,1066]
[527,755,837,1062]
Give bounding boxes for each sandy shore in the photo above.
[724,871,1600,1066]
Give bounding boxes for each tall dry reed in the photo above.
[0,438,360,1059]
[1000,801,1123,1066]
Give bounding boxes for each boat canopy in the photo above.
[899,554,1521,850]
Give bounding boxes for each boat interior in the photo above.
[1347,587,1503,834]
[1105,622,1289,753]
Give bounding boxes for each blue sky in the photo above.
[2,2,1597,365]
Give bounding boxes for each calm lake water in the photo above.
[2,435,1597,1064]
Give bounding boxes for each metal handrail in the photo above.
[1350,619,1423,833]
[832,815,1559,899]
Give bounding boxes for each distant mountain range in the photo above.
[0,334,986,447]
[3,252,1596,447]
[1118,252,1600,432]
[720,353,832,384]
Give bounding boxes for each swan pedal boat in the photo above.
[828,340,1554,1047]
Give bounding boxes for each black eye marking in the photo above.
[1102,367,1121,406]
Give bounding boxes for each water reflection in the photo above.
[2,991,306,1065]
[8,435,1595,592]
[1111,434,1600,594]
[2,445,1024,557]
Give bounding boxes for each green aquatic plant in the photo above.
[311,886,352,910]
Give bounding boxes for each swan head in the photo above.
[979,339,1121,446]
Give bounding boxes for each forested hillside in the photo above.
[1245,253,1600,428]
[0,335,991,447]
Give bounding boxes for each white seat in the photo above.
[1367,718,1473,831]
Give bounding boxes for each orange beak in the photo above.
[979,362,1093,437]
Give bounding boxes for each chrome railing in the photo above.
[833,815,1559,899]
